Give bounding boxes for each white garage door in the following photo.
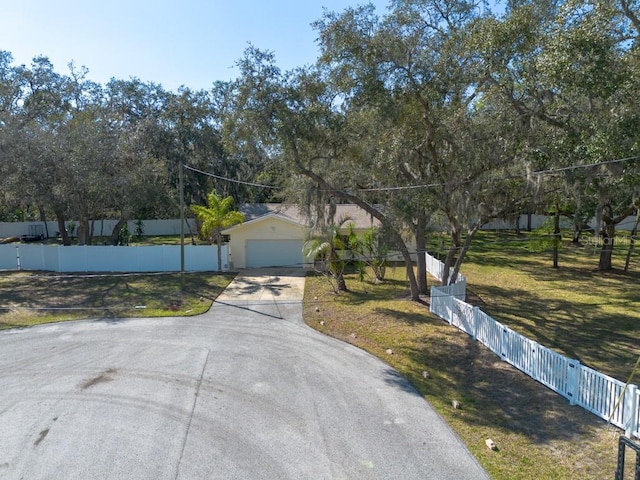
[245,239,305,268]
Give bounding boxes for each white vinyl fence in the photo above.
[426,252,640,438]
[0,244,227,273]
[0,219,196,238]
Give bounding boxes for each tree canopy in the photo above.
[1,0,638,287]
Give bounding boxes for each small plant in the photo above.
[528,218,561,253]
[118,224,131,246]
[134,219,144,241]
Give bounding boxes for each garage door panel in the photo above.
[246,240,304,268]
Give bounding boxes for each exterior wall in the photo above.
[227,217,309,269]
[0,219,196,239]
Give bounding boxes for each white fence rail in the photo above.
[426,252,640,438]
[0,244,226,273]
[425,252,466,300]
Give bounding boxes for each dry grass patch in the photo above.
[0,271,235,328]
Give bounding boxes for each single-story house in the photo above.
[222,204,381,269]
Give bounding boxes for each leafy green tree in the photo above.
[478,0,640,271]
[191,192,244,271]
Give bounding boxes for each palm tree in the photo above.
[191,192,244,272]
[303,216,352,293]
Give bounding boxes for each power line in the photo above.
[185,154,640,193]
[530,155,640,176]
[184,164,280,189]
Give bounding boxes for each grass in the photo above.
[0,271,235,329]
[302,230,640,480]
[461,230,640,381]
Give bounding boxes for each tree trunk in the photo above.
[598,204,636,271]
[552,206,560,269]
[442,228,460,286]
[76,218,91,246]
[527,212,532,232]
[55,209,71,246]
[415,213,428,295]
[328,248,348,292]
[110,218,127,246]
[450,225,480,285]
[572,225,581,244]
[624,210,639,273]
[217,237,223,273]
[598,205,615,271]
[38,205,49,239]
[598,222,615,271]
[336,271,348,292]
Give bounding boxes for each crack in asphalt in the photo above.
[174,349,210,480]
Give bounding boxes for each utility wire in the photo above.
[184,164,280,189]
[185,154,640,193]
[530,155,640,175]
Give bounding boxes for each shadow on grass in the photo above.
[0,272,234,326]
[400,331,601,445]
[373,306,441,326]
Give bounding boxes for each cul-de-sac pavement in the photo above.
[0,268,489,479]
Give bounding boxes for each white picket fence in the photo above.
[426,252,640,438]
[0,244,227,273]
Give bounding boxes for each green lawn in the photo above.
[303,230,639,480]
[460,231,639,381]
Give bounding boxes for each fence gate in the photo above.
[616,436,640,480]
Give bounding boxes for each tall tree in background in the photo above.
[314,1,529,286]
[477,0,640,271]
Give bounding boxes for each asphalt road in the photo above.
[0,268,490,479]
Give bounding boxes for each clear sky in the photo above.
[1,0,390,92]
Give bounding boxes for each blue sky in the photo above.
[1,0,390,92]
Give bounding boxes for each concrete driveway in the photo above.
[0,268,489,479]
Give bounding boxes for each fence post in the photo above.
[567,360,581,406]
[471,306,479,340]
[530,340,538,382]
[500,327,509,361]
[623,384,638,438]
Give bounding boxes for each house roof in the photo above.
[224,203,381,233]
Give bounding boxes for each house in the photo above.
[222,204,380,269]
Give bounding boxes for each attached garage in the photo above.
[223,209,310,269]
[245,239,305,268]
[222,204,380,270]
